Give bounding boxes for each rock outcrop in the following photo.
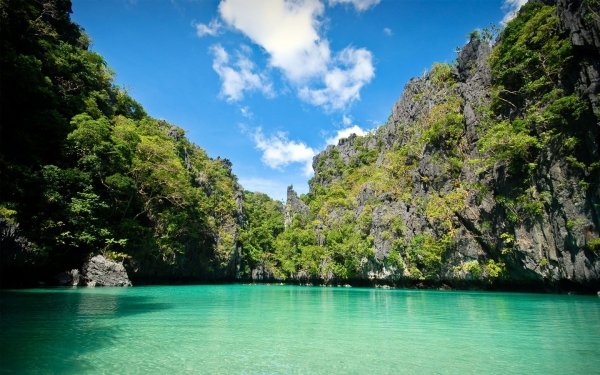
[282,0,600,290]
[251,263,275,281]
[81,255,132,287]
[284,186,309,228]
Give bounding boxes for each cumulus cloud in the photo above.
[252,128,316,176]
[326,125,367,146]
[217,0,375,110]
[501,0,527,24]
[195,19,222,37]
[299,47,374,110]
[329,0,380,12]
[219,0,328,81]
[210,44,273,102]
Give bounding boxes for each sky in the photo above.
[71,0,526,201]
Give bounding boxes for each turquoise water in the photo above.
[1,285,599,374]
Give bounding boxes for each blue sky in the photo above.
[71,0,524,201]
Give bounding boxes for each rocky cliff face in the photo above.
[558,0,600,114]
[284,186,309,228]
[283,0,600,290]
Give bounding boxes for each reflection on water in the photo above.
[0,289,172,373]
[1,285,599,374]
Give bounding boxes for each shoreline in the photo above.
[2,278,598,296]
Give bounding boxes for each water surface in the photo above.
[1,285,599,374]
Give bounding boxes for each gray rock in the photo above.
[82,255,132,287]
[557,0,600,115]
[284,185,309,228]
[56,269,80,286]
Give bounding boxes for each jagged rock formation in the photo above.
[281,0,600,290]
[284,186,309,228]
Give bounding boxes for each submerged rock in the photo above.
[81,255,131,287]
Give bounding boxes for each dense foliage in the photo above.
[0,0,243,284]
[1,0,597,288]
[238,192,284,277]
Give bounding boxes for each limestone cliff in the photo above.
[281,0,600,290]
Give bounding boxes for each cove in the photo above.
[1,285,599,374]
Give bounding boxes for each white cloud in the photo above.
[501,0,527,24]
[219,0,328,82]
[217,0,375,110]
[210,44,273,102]
[195,19,222,37]
[240,120,372,201]
[326,125,367,146]
[383,27,393,36]
[299,47,374,110]
[329,0,380,12]
[252,128,316,176]
[243,121,368,191]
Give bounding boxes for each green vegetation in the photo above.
[587,238,600,255]
[485,259,506,279]
[423,96,464,151]
[481,1,594,178]
[258,55,472,283]
[0,0,243,282]
[430,63,453,84]
[1,0,597,288]
[266,1,597,286]
[238,192,284,276]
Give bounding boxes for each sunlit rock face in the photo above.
[282,0,600,290]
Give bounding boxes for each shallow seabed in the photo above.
[1,285,599,374]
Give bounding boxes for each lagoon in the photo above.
[1,285,599,374]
